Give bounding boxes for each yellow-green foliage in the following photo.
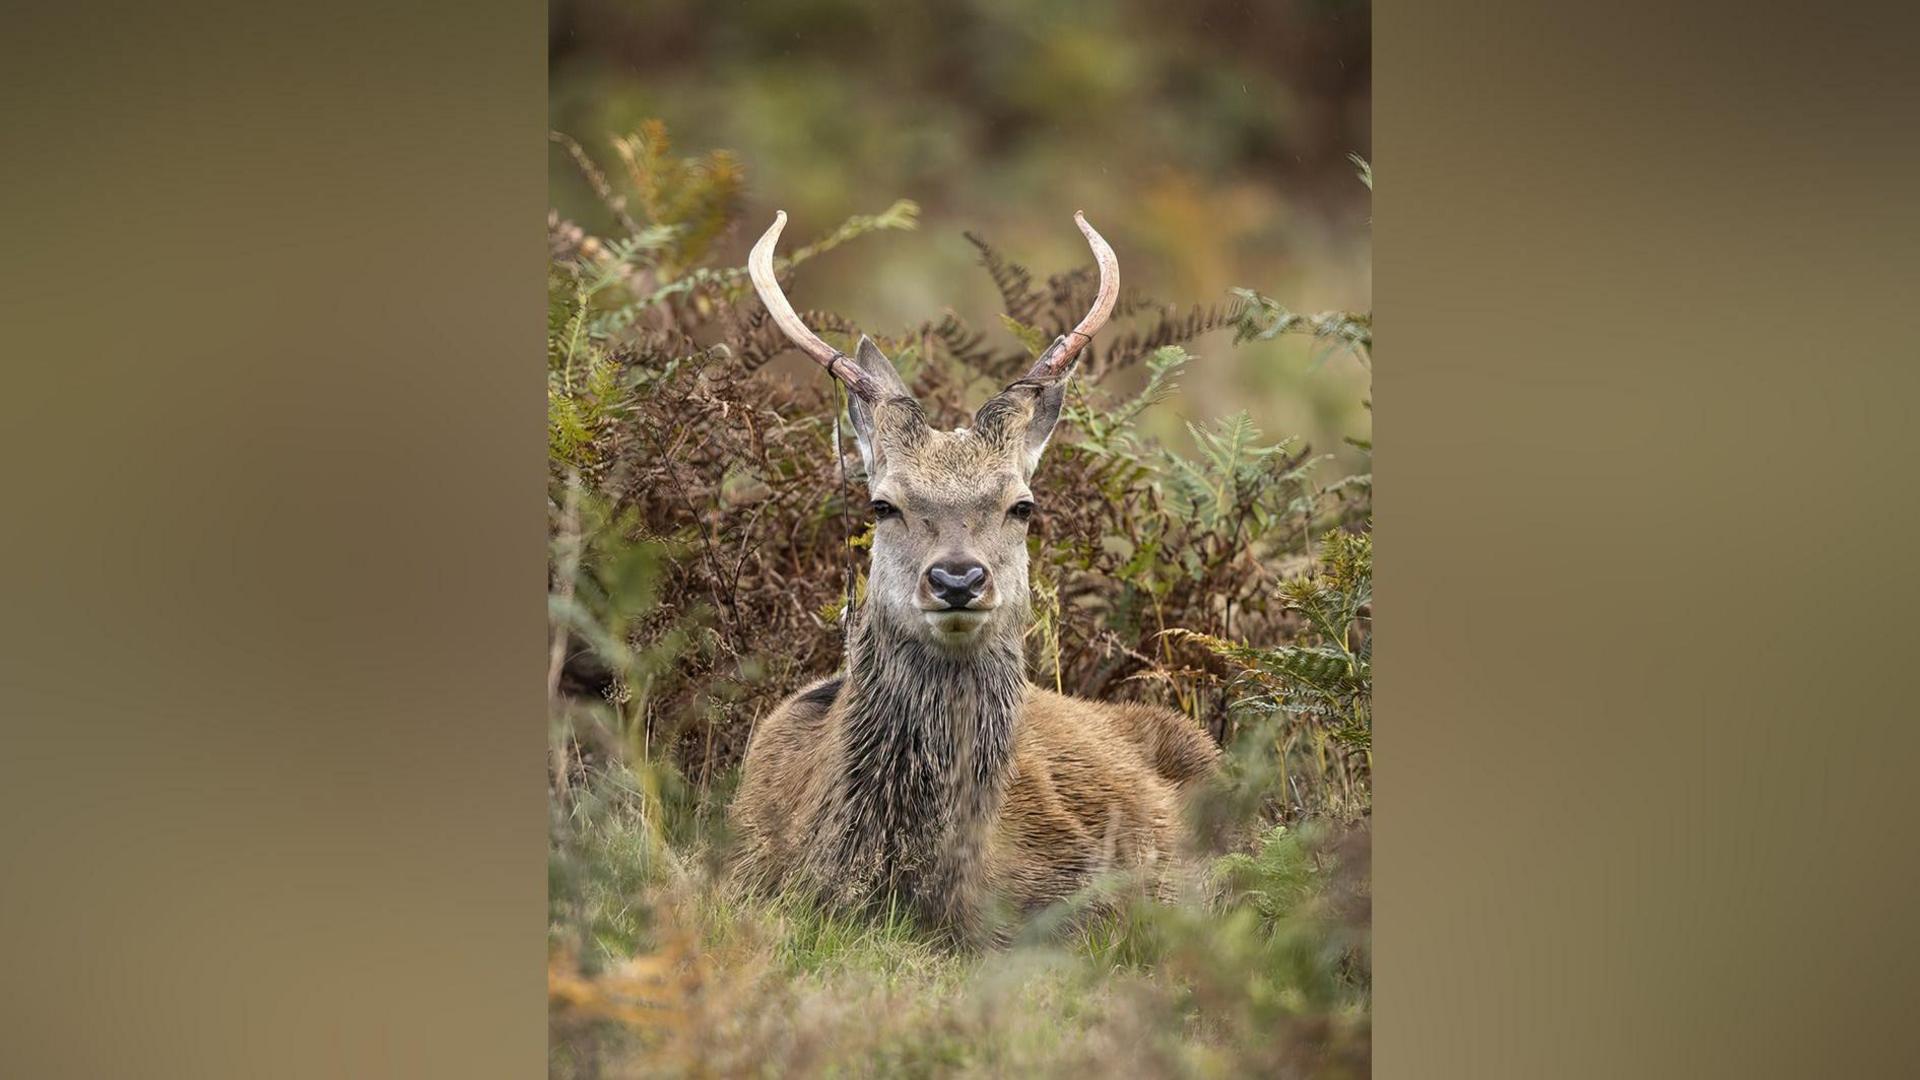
[610,119,743,273]
[550,762,1369,1079]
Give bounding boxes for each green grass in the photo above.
[549,763,1370,1078]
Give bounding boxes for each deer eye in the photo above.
[870,500,899,521]
[1008,500,1036,522]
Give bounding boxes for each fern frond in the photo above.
[919,312,1030,381]
[998,314,1049,357]
[782,200,920,267]
[1094,299,1251,376]
[964,232,1044,325]
[1229,288,1371,368]
[729,306,861,374]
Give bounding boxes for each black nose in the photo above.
[926,561,988,608]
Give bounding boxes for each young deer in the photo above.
[729,212,1219,944]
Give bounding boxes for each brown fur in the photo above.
[731,676,1219,937]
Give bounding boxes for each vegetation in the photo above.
[549,0,1372,474]
[547,124,1372,1077]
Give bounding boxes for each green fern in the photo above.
[1161,411,1315,533]
[1173,530,1372,748]
[634,198,919,315]
[998,314,1049,357]
[780,199,920,266]
[1229,288,1372,369]
[1061,344,1188,470]
[1213,824,1318,927]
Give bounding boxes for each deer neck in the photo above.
[824,607,1026,921]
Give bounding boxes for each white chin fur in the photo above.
[923,610,990,639]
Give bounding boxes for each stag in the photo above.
[729,211,1219,944]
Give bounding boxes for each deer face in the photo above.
[846,342,1069,649]
[745,210,1118,653]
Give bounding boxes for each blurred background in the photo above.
[548,0,1371,463]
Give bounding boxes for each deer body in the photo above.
[728,212,1219,942]
[732,618,1218,941]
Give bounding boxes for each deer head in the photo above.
[748,211,1118,654]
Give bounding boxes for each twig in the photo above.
[549,469,584,809]
[550,131,644,239]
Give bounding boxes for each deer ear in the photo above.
[1016,375,1070,475]
[850,336,910,399]
[846,336,912,477]
[975,365,1073,477]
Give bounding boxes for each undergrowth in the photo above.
[547,122,1373,1077]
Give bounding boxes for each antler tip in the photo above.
[1020,209,1118,382]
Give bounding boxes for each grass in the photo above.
[549,759,1370,1078]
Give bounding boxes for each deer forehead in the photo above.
[875,429,1028,512]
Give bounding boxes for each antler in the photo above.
[1024,212,1119,380]
[747,211,879,401]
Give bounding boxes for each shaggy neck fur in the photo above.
[815,602,1026,933]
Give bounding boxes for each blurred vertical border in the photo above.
[0,1,548,1077]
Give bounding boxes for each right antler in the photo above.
[747,211,881,402]
[1022,212,1119,381]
